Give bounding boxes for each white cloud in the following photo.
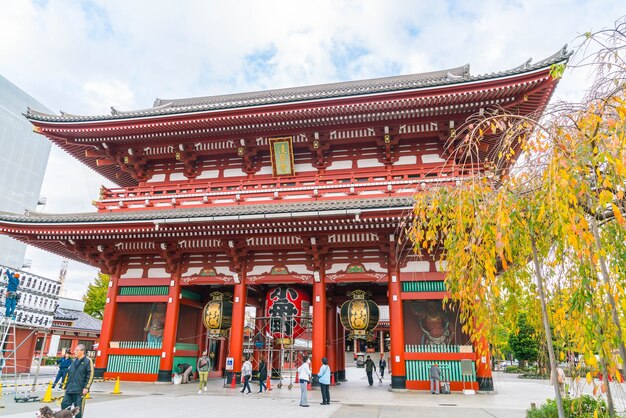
[2,0,625,298]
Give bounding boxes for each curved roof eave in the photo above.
[24,46,570,124]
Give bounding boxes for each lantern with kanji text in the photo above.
[203,292,233,338]
[265,286,311,345]
[340,290,379,339]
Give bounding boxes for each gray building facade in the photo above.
[0,75,51,268]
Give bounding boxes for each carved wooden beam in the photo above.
[374,127,399,166]
[157,241,183,274]
[175,143,199,178]
[308,132,330,169]
[237,139,260,174]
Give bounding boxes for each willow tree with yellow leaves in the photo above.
[407,19,626,418]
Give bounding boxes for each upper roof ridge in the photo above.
[24,47,569,124]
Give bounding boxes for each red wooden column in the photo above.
[227,274,247,386]
[94,269,120,378]
[337,324,346,381]
[388,265,406,389]
[326,303,337,383]
[157,269,182,382]
[475,334,494,391]
[252,306,263,372]
[379,330,384,355]
[311,270,326,385]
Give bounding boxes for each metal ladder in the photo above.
[0,316,18,395]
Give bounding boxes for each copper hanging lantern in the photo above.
[203,292,233,338]
[340,290,380,339]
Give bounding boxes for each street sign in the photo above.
[225,357,234,371]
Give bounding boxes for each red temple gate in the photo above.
[0,47,569,391]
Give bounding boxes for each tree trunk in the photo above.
[589,216,626,371]
[530,233,565,418]
[600,353,616,417]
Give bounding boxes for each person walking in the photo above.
[429,363,441,394]
[379,356,387,379]
[60,344,93,418]
[53,351,72,389]
[258,358,267,393]
[556,366,566,395]
[3,269,20,319]
[364,355,376,386]
[240,355,252,394]
[297,355,311,407]
[197,351,211,393]
[318,357,331,405]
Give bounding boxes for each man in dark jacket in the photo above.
[4,269,20,319]
[379,356,387,378]
[53,351,73,389]
[178,362,193,383]
[258,358,267,393]
[364,355,376,386]
[61,344,93,418]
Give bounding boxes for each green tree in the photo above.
[82,272,109,320]
[508,313,539,367]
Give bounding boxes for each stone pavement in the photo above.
[2,367,626,417]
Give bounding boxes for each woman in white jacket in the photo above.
[297,356,311,407]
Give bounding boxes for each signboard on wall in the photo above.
[268,137,295,177]
[225,357,234,371]
[48,334,60,356]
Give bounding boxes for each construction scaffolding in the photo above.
[246,315,312,389]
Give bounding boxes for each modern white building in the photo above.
[0,74,51,268]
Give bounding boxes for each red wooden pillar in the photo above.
[157,270,182,382]
[196,305,205,355]
[388,267,406,389]
[337,322,346,381]
[253,306,263,372]
[228,278,247,386]
[475,334,494,391]
[311,271,326,385]
[379,330,384,355]
[326,303,337,383]
[94,270,120,378]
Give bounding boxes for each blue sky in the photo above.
[0,0,623,298]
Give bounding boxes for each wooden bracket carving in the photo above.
[375,129,399,166]
[304,236,330,271]
[237,139,260,174]
[224,240,249,274]
[308,134,330,169]
[69,242,120,275]
[175,144,199,179]
[157,241,183,274]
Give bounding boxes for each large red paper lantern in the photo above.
[265,286,311,343]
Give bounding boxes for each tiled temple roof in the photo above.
[54,307,102,332]
[0,196,415,225]
[25,47,570,123]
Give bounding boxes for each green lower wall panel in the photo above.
[173,356,198,373]
[107,355,160,374]
[405,360,476,382]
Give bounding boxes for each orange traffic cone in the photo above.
[266,375,272,391]
[230,373,237,389]
[331,372,336,386]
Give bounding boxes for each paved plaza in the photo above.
[3,366,626,418]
